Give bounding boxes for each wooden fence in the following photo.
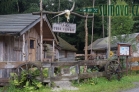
[0,60,106,86]
[128,57,139,71]
[42,60,105,82]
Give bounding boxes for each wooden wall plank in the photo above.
[0,36,3,61]
[128,57,139,62]
[59,51,76,61]
[25,27,40,61]
[0,37,3,78]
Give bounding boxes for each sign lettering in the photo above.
[52,22,76,33]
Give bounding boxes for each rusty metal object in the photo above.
[105,60,122,80]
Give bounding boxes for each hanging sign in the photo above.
[52,22,76,33]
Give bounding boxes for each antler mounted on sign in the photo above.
[52,0,75,22]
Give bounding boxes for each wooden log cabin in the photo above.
[0,14,59,80]
[0,13,58,62]
[0,13,77,78]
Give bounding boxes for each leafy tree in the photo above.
[111,16,134,36]
[0,0,18,14]
[111,0,134,36]
[0,0,39,14]
[1,0,135,53]
[111,34,137,52]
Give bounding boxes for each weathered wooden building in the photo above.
[43,36,77,62]
[0,13,57,62]
[0,13,78,80]
[57,36,77,61]
[87,33,139,59]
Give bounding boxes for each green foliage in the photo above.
[111,0,134,36]
[23,3,39,13]
[42,68,49,78]
[72,74,139,92]
[0,0,18,14]
[80,66,98,73]
[112,16,134,36]
[0,0,40,14]
[88,77,98,85]
[0,0,138,53]
[111,34,137,52]
[1,84,51,92]
[9,67,49,91]
[2,74,139,92]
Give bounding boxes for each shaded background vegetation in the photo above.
[0,0,139,53]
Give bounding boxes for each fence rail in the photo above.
[0,60,106,86]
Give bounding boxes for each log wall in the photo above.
[59,51,76,61]
[128,57,139,71]
[0,27,41,78]
[0,36,22,61]
[24,27,41,61]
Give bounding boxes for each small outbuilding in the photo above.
[57,36,77,61]
[88,33,139,59]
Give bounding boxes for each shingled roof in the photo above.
[57,36,77,52]
[88,33,139,50]
[0,13,41,35]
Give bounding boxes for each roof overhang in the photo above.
[20,17,41,35]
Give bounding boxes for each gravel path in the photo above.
[121,82,139,92]
[122,88,139,92]
[52,80,78,92]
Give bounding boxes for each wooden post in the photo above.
[102,6,105,38]
[0,37,3,61]
[126,56,128,75]
[107,0,111,58]
[84,14,88,73]
[40,0,43,62]
[91,0,95,54]
[85,14,88,61]
[52,40,55,62]
[77,63,80,84]
[22,34,25,61]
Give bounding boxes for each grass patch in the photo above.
[0,74,139,92]
[0,85,51,92]
[71,74,139,92]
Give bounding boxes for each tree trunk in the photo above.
[102,13,105,38]
[91,0,95,54]
[84,14,88,73]
[85,14,88,61]
[107,0,111,58]
[16,0,19,12]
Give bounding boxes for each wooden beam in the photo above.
[40,0,43,62]
[32,11,94,19]
[22,34,25,61]
[52,40,55,62]
[43,39,54,41]
[20,18,40,35]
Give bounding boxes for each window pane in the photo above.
[30,40,34,49]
